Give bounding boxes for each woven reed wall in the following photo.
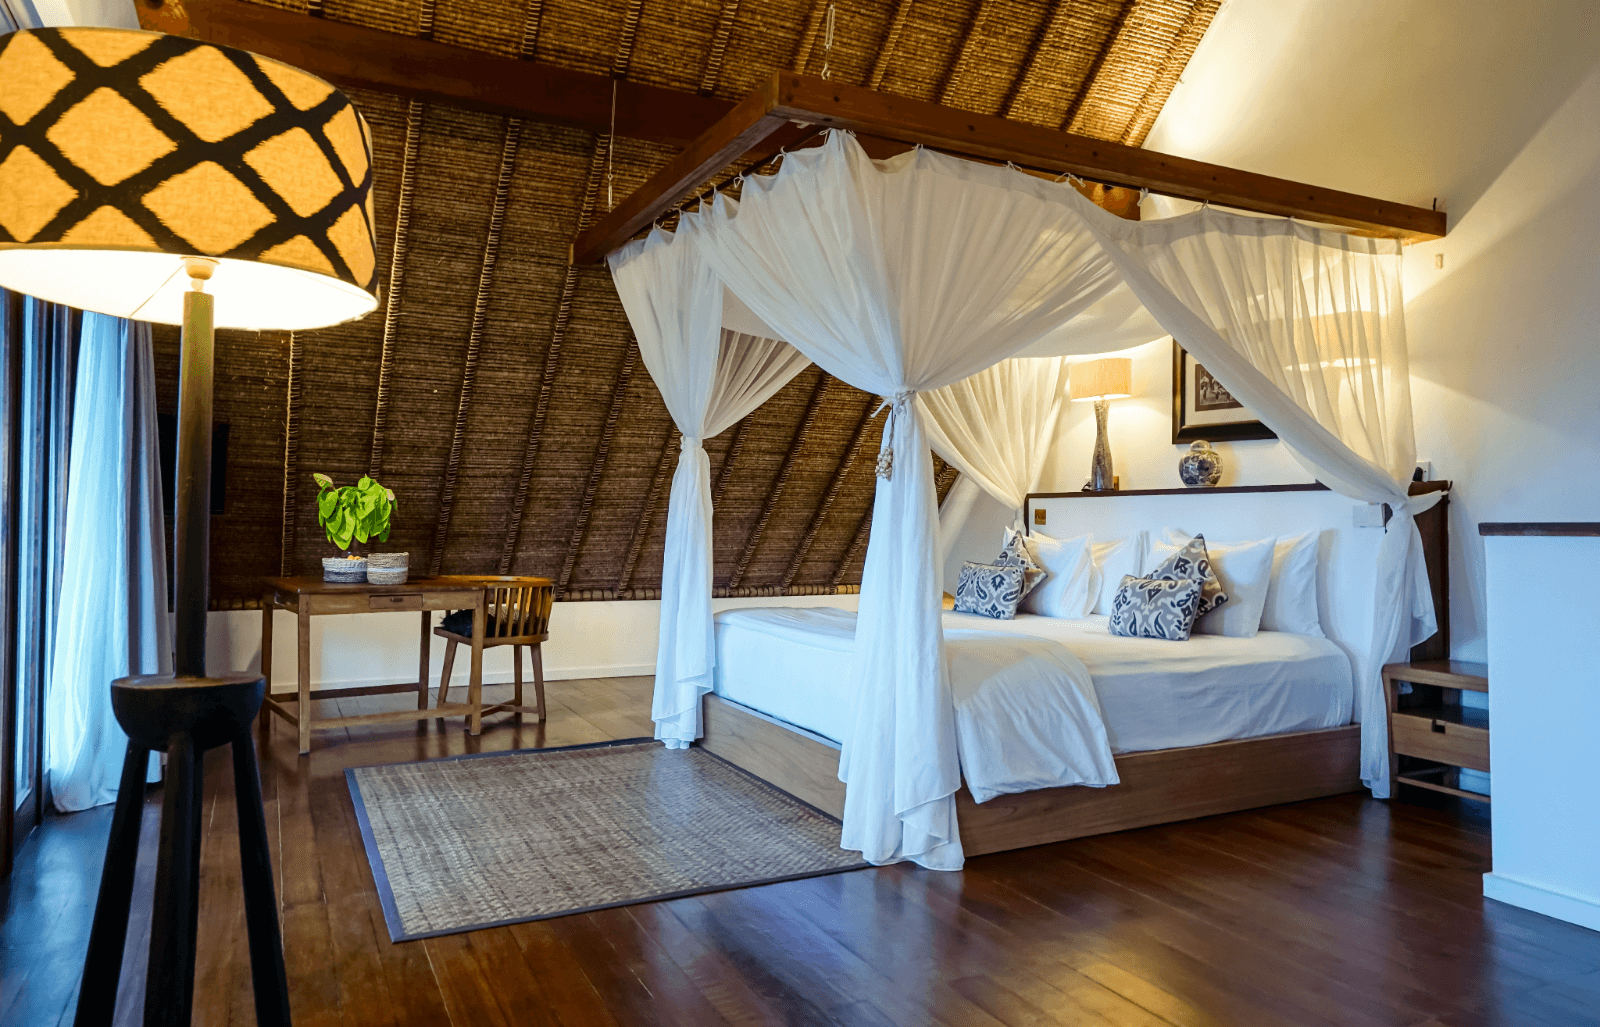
[163,0,1220,608]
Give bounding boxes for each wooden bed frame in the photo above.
[697,480,1451,858]
[700,694,1361,857]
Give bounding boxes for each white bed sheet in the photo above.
[941,612,1354,753]
[710,608,1120,802]
[712,609,1352,758]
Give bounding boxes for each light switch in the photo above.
[1353,503,1387,528]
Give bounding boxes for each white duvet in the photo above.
[711,607,1120,803]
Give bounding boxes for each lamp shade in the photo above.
[1068,356,1133,401]
[0,27,378,330]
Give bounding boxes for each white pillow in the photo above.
[1090,533,1146,615]
[1149,534,1275,638]
[1018,531,1094,618]
[1261,531,1323,636]
[1165,528,1323,637]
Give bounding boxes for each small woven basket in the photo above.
[366,552,409,585]
[322,556,367,583]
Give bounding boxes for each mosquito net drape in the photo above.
[1078,209,1436,797]
[919,356,1070,562]
[609,130,1434,867]
[610,229,809,749]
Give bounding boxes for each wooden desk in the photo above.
[261,576,493,754]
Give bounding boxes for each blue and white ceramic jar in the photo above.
[1178,440,1223,487]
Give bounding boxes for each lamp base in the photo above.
[1086,398,1115,491]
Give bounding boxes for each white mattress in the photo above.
[712,609,1352,755]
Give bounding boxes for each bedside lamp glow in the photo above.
[1069,356,1132,492]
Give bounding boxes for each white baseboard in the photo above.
[268,662,656,696]
[1483,873,1600,932]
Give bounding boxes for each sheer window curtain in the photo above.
[8,295,79,817]
[1078,204,1435,796]
[683,133,1125,869]
[609,229,809,749]
[919,356,1069,563]
[47,314,171,812]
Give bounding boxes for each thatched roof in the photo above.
[155,0,1221,608]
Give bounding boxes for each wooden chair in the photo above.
[436,577,554,722]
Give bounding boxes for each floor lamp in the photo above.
[0,26,378,1026]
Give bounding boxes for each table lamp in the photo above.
[1069,356,1132,492]
[0,26,378,1027]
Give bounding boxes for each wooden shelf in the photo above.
[1384,660,1487,692]
[1383,661,1491,804]
[1396,770,1491,803]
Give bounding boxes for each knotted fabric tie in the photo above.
[873,391,914,481]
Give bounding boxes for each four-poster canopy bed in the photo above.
[596,73,1450,870]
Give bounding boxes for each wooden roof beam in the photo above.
[571,72,1445,263]
[143,0,735,149]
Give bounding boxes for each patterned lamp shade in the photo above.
[0,27,378,330]
[1068,356,1133,401]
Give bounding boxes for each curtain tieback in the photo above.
[873,391,914,481]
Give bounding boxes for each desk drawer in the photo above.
[1391,713,1489,771]
[369,593,424,611]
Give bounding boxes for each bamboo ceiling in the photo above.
[147,0,1222,607]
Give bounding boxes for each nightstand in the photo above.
[1382,660,1489,802]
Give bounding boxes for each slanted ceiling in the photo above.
[157,0,1221,608]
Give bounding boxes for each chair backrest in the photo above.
[483,578,554,642]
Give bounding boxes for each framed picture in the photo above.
[1171,341,1277,444]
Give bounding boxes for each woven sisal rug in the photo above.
[346,739,865,941]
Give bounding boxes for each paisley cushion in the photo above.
[1108,575,1204,641]
[953,561,1027,620]
[1145,533,1229,616]
[993,526,1045,599]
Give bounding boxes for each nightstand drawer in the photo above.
[1391,713,1489,772]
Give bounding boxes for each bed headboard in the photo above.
[1020,481,1451,666]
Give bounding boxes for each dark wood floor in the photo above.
[4,675,1598,1027]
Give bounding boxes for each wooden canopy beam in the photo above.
[572,72,1445,264]
[143,0,735,149]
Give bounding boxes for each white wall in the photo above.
[205,593,858,694]
[1483,536,1600,931]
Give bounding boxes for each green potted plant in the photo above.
[313,473,406,583]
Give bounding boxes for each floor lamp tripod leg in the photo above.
[72,741,152,1027]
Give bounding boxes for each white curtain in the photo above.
[682,133,1126,869]
[920,356,1070,561]
[47,315,170,812]
[609,228,809,749]
[1077,207,1434,796]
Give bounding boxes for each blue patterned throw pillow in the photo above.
[993,527,1045,599]
[1108,575,1204,640]
[1145,534,1228,616]
[954,561,1026,620]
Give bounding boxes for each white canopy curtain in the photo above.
[610,129,1431,868]
[1077,208,1435,797]
[609,227,809,750]
[680,133,1127,869]
[918,356,1070,563]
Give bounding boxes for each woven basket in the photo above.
[322,556,368,583]
[366,552,410,585]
